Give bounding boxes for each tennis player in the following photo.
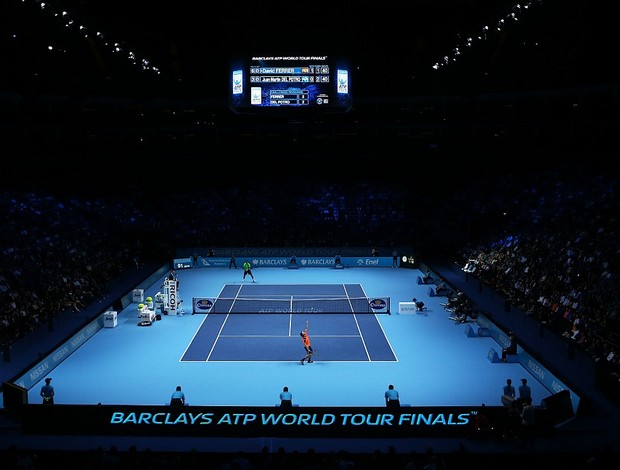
[300,322,314,365]
[242,261,255,282]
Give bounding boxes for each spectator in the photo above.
[519,396,536,449]
[471,403,493,439]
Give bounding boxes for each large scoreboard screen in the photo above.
[229,55,352,114]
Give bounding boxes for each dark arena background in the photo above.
[1,1,620,468]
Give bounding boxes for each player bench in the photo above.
[464,324,491,338]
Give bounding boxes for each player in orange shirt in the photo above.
[300,322,314,365]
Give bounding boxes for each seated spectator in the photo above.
[471,403,493,439]
[607,348,617,363]
[441,290,465,310]
[563,317,582,341]
[462,260,478,273]
[449,306,476,324]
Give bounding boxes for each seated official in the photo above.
[170,385,185,406]
[385,384,401,408]
[279,386,293,407]
[501,332,518,362]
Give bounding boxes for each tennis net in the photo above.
[209,296,374,313]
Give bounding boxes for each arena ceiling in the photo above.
[3,1,614,97]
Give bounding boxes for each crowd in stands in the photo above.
[454,168,620,391]
[2,164,619,383]
[2,443,612,470]
[0,177,413,347]
[1,159,619,464]
[0,188,143,344]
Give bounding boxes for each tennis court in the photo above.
[15,265,554,410]
[182,283,396,362]
[2,261,596,454]
[208,282,373,313]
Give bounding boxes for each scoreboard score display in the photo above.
[230,55,352,114]
[173,258,192,269]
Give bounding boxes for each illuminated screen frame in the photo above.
[229,55,352,114]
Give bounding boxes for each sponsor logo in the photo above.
[169,284,177,310]
[369,299,387,310]
[195,299,214,311]
[256,259,288,266]
[108,410,472,428]
[305,259,334,266]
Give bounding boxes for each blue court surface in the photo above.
[182,283,396,362]
[21,266,551,409]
